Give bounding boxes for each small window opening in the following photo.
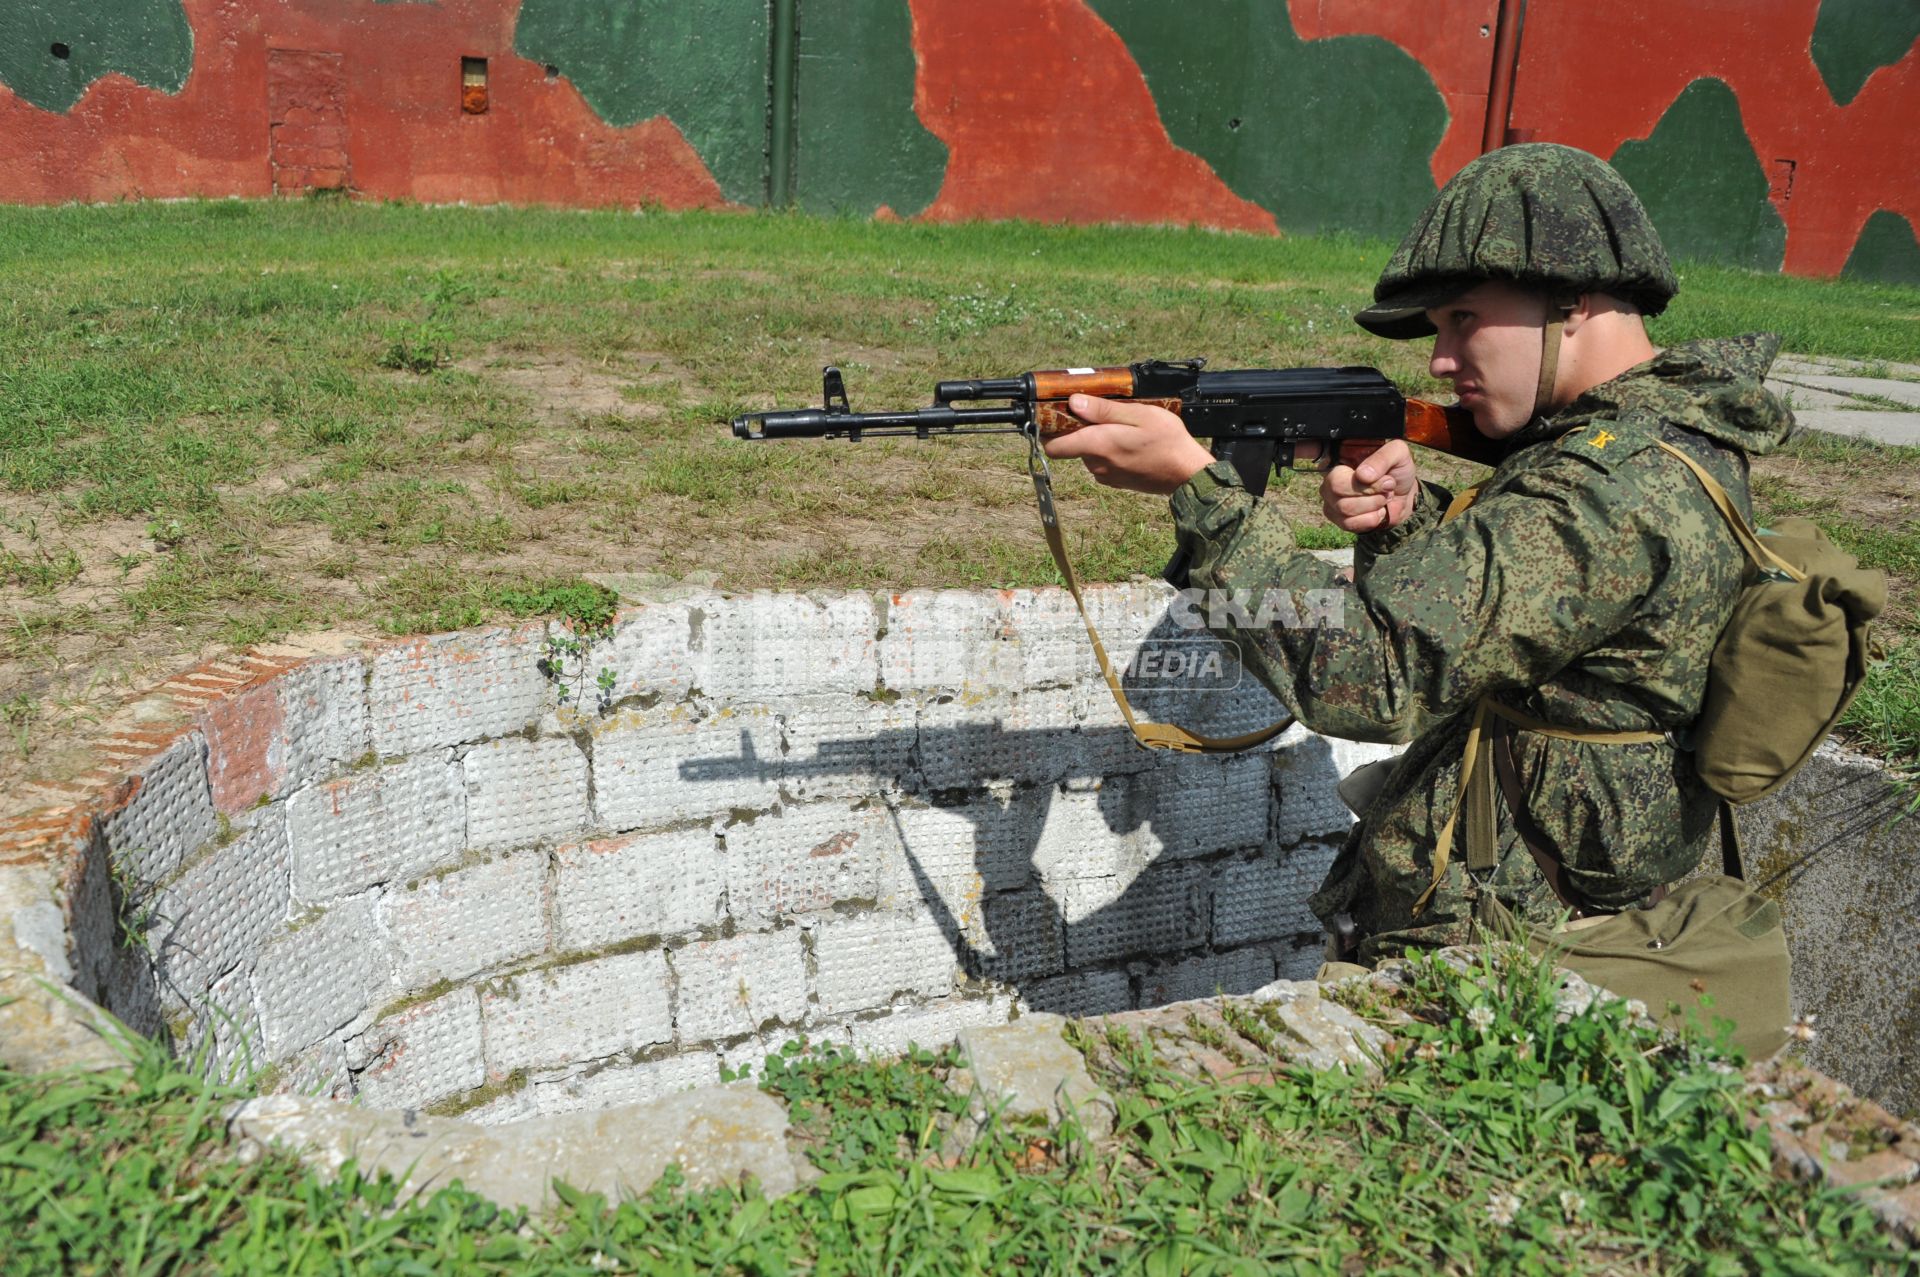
[461,57,489,115]
[50,42,71,60]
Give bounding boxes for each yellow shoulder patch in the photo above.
[1587,429,1617,450]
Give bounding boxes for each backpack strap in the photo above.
[1653,441,1803,583]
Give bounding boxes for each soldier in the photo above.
[1045,143,1793,962]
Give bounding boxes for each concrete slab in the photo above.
[1773,373,1920,409]
[1775,355,1920,381]
[1791,411,1920,447]
[1765,379,1861,411]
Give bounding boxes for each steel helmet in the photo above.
[1354,143,1679,340]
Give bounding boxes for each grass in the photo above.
[0,199,1916,779]
[1,946,1906,1274]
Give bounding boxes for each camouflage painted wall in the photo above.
[1,0,1916,283]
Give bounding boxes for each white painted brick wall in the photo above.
[700,592,878,700]
[592,704,780,831]
[529,1052,721,1118]
[917,688,1082,789]
[1137,947,1279,1007]
[276,656,372,794]
[1018,968,1133,1019]
[481,950,672,1078]
[891,792,1042,896]
[151,804,291,1005]
[1060,862,1208,968]
[725,801,894,929]
[286,754,466,904]
[1030,783,1135,885]
[180,964,263,1084]
[848,994,1014,1058]
[369,624,552,754]
[1003,589,1093,688]
[672,930,807,1043]
[877,591,1013,692]
[254,895,386,1061]
[271,1037,352,1102]
[777,695,916,802]
[102,733,218,887]
[464,736,589,850]
[551,829,725,952]
[594,602,699,705]
[381,851,550,993]
[955,887,1065,984]
[351,987,486,1110]
[812,910,959,1015]
[1270,726,1401,846]
[1143,754,1272,860]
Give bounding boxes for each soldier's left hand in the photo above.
[1045,394,1217,495]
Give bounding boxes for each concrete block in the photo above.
[150,804,291,1005]
[725,802,894,929]
[552,829,725,952]
[1073,683,1172,779]
[671,930,808,1043]
[369,624,551,754]
[812,910,959,1015]
[700,592,877,699]
[917,688,1083,789]
[877,590,1012,691]
[481,950,672,1078]
[1031,783,1135,885]
[594,602,699,704]
[203,658,370,815]
[464,737,589,851]
[778,695,916,801]
[1213,846,1334,947]
[101,732,218,888]
[1137,948,1279,1007]
[383,851,550,993]
[1019,968,1133,1019]
[849,995,1014,1058]
[592,703,780,831]
[286,754,466,905]
[718,1025,850,1080]
[462,1087,540,1127]
[530,1052,720,1117]
[180,964,264,1085]
[956,888,1065,985]
[104,942,164,1039]
[254,895,387,1061]
[1061,862,1208,968]
[352,987,485,1111]
[1143,754,1272,861]
[1272,726,1402,846]
[1003,588,1094,688]
[268,1037,352,1102]
[892,793,1042,896]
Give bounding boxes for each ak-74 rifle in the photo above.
[730,359,1499,755]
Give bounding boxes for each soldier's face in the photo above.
[1424,282,1552,438]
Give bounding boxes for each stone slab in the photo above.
[1791,410,1920,447]
[955,1012,1115,1140]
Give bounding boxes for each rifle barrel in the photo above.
[732,404,1031,440]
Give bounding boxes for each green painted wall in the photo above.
[792,0,945,217]
[1843,210,1920,285]
[1810,0,1920,106]
[1086,0,1443,239]
[0,0,191,113]
[1610,79,1786,272]
[513,0,771,205]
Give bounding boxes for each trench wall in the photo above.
[0,583,1395,1122]
[3,1,1917,282]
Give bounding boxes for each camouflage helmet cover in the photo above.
[1354,143,1680,339]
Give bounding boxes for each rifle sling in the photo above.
[1027,440,1292,755]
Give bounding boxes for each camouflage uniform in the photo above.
[1168,145,1794,961]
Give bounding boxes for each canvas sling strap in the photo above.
[1026,433,1293,754]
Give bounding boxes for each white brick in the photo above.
[1211,849,1331,947]
[849,995,1013,1058]
[778,695,916,801]
[369,624,551,754]
[552,828,725,951]
[1003,589,1091,688]
[1060,863,1208,968]
[1137,948,1278,1008]
[382,851,550,993]
[180,964,264,1085]
[1142,754,1272,860]
[917,688,1082,789]
[530,1053,720,1117]
[464,736,589,850]
[1073,680,1168,778]
[812,910,958,1015]
[592,703,780,831]
[672,930,808,1042]
[595,602,699,704]
[877,590,1012,691]
[151,805,291,1004]
[700,592,878,699]
[719,1026,850,1080]
[102,733,218,887]
[1019,968,1133,1019]
[286,754,465,904]
[463,1087,540,1126]
[892,793,1042,896]
[955,888,1064,984]
[1105,656,1291,755]
[1031,783,1137,885]
[255,896,385,1060]
[268,1038,351,1102]
[351,987,485,1110]
[482,950,672,1077]
[725,802,893,929]
[276,656,372,791]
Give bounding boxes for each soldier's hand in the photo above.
[1321,440,1418,533]
[1044,394,1217,495]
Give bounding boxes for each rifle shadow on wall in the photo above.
[682,612,1362,1018]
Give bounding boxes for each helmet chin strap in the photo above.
[1534,295,1578,416]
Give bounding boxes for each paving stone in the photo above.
[101,733,218,888]
[552,829,725,951]
[464,737,589,851]
[149,804,291,1005]
[351,987,485,1111]
[254,896,386,1061]
[369,624,551,754]
[227,1082,804,1208]
[1770,372,1920,408]
[956,1012,1115,1140]
[481,950,672,1078]
[725,802,894,929]
[1790,409,1920,447]
[382,851,549,993]
[812,910,959,1015]
[592,704,780,831]
[700,592,878,699]
[672,930,808,1044]
[286,754,466,905]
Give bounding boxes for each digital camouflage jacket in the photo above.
[1168,334,1794,960]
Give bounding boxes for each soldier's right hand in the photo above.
[1321,440,1418,533]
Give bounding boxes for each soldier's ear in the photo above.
[1558,292,1597,335]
